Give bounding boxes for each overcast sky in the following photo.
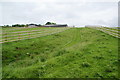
[0,0,119,27]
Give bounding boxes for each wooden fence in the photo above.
[0,28,70,43]
[89,27,120,38]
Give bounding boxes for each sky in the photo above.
[0,0,119,27]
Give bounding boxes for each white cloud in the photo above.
[0,0,118,27]
[0,0,119,2]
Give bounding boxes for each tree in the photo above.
[51,22,56,25]
[2,25,11,27]
[45,22,56,25]
[37,24,42,26]
[12,24,26,27]
[45,22,51,25]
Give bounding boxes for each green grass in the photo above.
[2,27,119,78]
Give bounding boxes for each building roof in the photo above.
[43,24,68,27]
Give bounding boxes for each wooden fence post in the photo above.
[28,31,31,39]
[18,32,21,40]
[5,33,7,42]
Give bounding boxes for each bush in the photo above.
[45,22,56,25]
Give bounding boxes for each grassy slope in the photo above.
[2,27,118,78]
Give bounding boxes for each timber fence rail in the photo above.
[89,27,120,38]
[0,28,71,43]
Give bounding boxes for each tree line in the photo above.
[1,22,57,27]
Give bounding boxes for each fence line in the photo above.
[1,28,67,38]
[0,28,70,43]
[89,27,120,38]
[2,27,42,32]
[2,29,49,35]
[98,27,120,33]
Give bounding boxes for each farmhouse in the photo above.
[42,24,68,27]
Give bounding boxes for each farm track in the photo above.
[62,28,82,48]
[63,29,78,47]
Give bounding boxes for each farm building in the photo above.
[28,24,68,28]
[28,24,38,28]
[42,24,68,27]
[85,25,103,27]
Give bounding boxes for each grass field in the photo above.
[2,27,119,78]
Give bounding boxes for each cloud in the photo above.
[0,0,118,27]
[0,0,119,2]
